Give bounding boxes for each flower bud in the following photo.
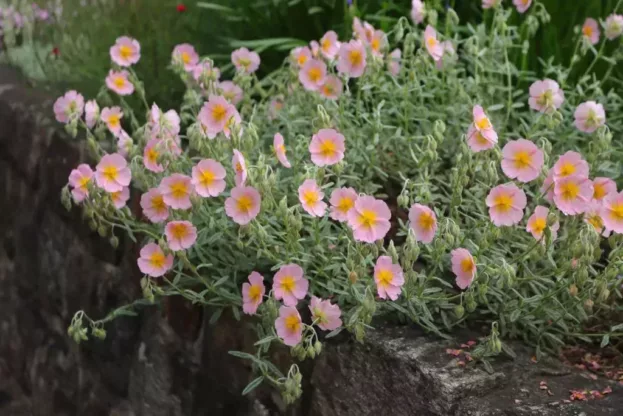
[387,240,399,263]
[307,345,316,359]
[397,193,410,209]
[354,323,365,342]
[317,104,332,128]
[584,298,594,311]
[433,119,446,142]
[454,304,465,319]
[568,284,578,297]
[61,186,72,211]
[348,271,358,284]
[92,327,107,340]
[314,340,323,355]
[109,236,119,248]
[446,8,459,28]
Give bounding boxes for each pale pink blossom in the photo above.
[408,203,437,244]
[85,100,99,128]
[388,48,401,76]
[222,106,242,139]
[101,106,123,136]
[117,131,132,159]
[584,200,610,237]
[150,104,181,140]
[347,196,391,243]
[526,205,559,241]
[231,47,260,74]
[198,95,234,138]
[434,41,456,70]
[164,220,197,251]
[310,40,320,57]
[320,31,340,60]
[143,139,164,173]
[451,248,476,289]
[225,185,261,225]
[298,179,327,217]
[501,139,544,183]
[232,149,247,186]
[592,177,616,201]
[424,25,444,61]
[482,0,501,9]
[554,175,594,215]
[268,98,284,120]
[486,183,527,226]
[467,105,498,152]
[411,0,425,24]
[574,101,606,133]
[370,30,387,57]
[374,256,404,301]
[319,75,343,100]
[600,191,623,233]
[291,46,312,67]
[275,306,303,346]
[140,188,169,223]
[582,18,600,45]
[310,296,342,331]
[106,69,134,95]
[159,174,193,210]
[273,264,308,306]
[110,186,130,209]
[110,36,140,67]
[273,133,291,168]
[552,151,589,181]
[137,243,173,278]
[337,40,367,78]
[192,159,226,197]
[95,153,131,193]
[53,90,84,123]
[541,170,555,203]
[352,17,374,44]
[299,58,327,91]
[513,0,532,14]
[68,164,93,203]
[604,14,623,40]
[172,43,199,71]
[528,79,565,113]
[218,81,243,106]
[329,187,358,222]
[242,272,265,315]
[191,60,220,83]
[309,128,345,166]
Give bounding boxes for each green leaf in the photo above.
[242,376,264,395]
[208,308,223,325]
[196,2,236,13]
[600,334,610,348]
[254,336,277,346]
[325,327,344,339]
[308,6,323,15]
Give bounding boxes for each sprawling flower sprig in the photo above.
[61,1,623,404]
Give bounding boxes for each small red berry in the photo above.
[52,47,60,56]
[176,4,186,12]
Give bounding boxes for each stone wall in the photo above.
[0,65,621,415]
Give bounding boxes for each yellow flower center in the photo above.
[235,162,244,173]
[297,53,308,66]
[514,151,532,169]
[493,193,513,212]
[537,90,553,108]
[237,57,251,68]
[303,190,319,206]
[587,214,603,231]
[337,197,354,213]
[312,307,327,324]
[321,39,331,52]
[308,67,322,83]
[371,37,380,52]
[377,269,393,288]
[107,114,121,128]
[461,257,475,274]
[274,143,286,155]
[151,195,166,212]
[212,104,228,123]
[248,284,262,303]
[200,169,215,186]
[170,223,189,240]
[280,276,295,293]
[146,147,159,164]
[475,116,491,130]
[560,182,580,201]
[359,209,377,228]
[322,84,335,96]
[474,131,489,145]
[181,52,191,64]
[102,165,118,182]
[583,25,593,38]
[113,76,126,89]
[111,190,122,203]
[559,162,575,177]
[170,181,189,199]
[150,251,166,269]
[319,139,337,158]
[119,45,133,59]
[348,49,363,66]
[426,37,437,48]
[285,314,301,332]
[593,183,607,200]
[418,212,435,231]
[609,202,623,221]
[78,176,90,189]
[236,195,253,213]
[532,217,547,235]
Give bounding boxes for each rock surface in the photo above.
[0,65,621,415]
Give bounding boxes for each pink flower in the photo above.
[347,196,391,243]
[486,183,527,226]
[172,43,199,71]
[337,40,367,78]
[329,187,358,222]
[526,205,559,241]
[232,149,247,186]
[222,106,242,139]
[298,179,327,217]
[95,153,131,193]
[140,188,169,223]
[467,105,498,152]
[582,18,600,45]
[320,31,340,60]
[143,139,164,173]
[319,75,343,100]
[198,95,234,138]
[482,0,501,9]
[164,220,197,251]
[501,139,544,183]
[159,174,193,210]
[191,159,226,197]
[110,36,140,67]
[388,48,401,76]
[584,200,610,237]
[299,58,327,91]
[137,243,173,278]
[309,128,345,166]
[225,186,261,225]
[84,100,99,128]
[600,191,623,233]
[408,203,437,244]
[370,29,387,57]
[218,81,243,106]
[352,17,374,44]
[554,175,594,215]
[231,47,260,74]
[592,177,616,201]
[528,79,565,113]
[242,272,265,315]
[310,40,320,57]
[268,98,284,120]
[150,104,181,140]
[191,60,220,83]
[309,296,342,331]
[117,133,131,162]
[101,106,124,136]
[275,306,303,347]
[273,133,291,168]
[552,151,589,181]
[541,170,555,203]
[110,186,130,209]
[513,0,532,14]
[604,14,623,40]
[451,248,476,289]
[424,25,444,61]
[291,46,312,67]
[53,90,84,123]
[374,256,404,301]
[574,101,606,133]
[434,41,456,70]
[411,0,425,24]
[106,69,134,95]
[273,264,308,306]
[68,164,93,203]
